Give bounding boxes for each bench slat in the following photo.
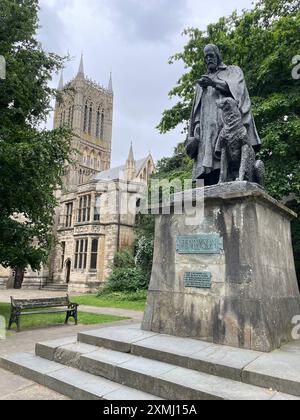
[12,296,69,309]
[16,304,69,309]
[12,298,68,304]
[20,309,73,315]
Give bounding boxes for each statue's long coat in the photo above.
[187,64,261,181]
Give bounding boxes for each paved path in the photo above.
[0,368,70,400]
[0,289,144,400]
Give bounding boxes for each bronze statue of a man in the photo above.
[186,44,261,185]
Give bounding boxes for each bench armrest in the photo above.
[68,302,79,309]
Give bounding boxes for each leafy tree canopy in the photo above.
[0,0,72,271]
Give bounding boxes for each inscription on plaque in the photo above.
[176,234,223,254]
[184,272,212,289]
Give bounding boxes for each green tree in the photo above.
[157,0,300,281]
[0,0,72,285]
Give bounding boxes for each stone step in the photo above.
[0,353,163,401]
[33,339,291,400]
[77,324,300,397]
[77,324,260,382]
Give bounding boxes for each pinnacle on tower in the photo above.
[108,71,113,93]
[125,142,136,181]
[58,71,64,90]
[77,54,85,78]
[127,141,134,162]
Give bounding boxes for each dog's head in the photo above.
[216,97,241,125]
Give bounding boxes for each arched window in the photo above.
[83,103,88,132]
[62,110,66,126]
[88,104,93,134]
[100,111,104,139]
[96,108,101,138]
[90,152,95,168]
[59,113,63,128]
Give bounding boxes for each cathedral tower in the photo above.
[54,55,113,190]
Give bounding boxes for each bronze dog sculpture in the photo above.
[215,97,265,186]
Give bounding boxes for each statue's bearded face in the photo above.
[204,48,219,72]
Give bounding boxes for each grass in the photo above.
[0,303,128,332]
[72,291,147,312]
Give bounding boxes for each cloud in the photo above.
[38,0,70,54]
[100,0,188,43]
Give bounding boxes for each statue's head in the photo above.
[204,44,223,72]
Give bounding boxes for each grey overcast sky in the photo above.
[38,0,255,167]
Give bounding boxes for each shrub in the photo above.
[105,267,149,292]
[113,251,135,269]
[135,236,153,275]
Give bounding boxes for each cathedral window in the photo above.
[83,103,88,132]
[88,104,93,134]
[96,109,101,138]
[90,153,95,168]
[74,239,88,270]
[90,239,98,270]
[65,202,73,227]
[100,111,104,138]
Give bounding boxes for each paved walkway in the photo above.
[0,289,144,400]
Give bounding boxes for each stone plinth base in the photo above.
[142,182,300,352]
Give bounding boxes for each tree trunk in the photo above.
[14,268,25,289]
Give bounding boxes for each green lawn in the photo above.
[72,292,147,312]
[0,303,128,332]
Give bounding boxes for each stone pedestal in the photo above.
[142,182,300,352]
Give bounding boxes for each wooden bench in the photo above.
[8,295,79,332]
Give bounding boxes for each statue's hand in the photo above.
[198,76,216,89]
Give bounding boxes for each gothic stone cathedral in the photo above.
[0,57,155,293]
